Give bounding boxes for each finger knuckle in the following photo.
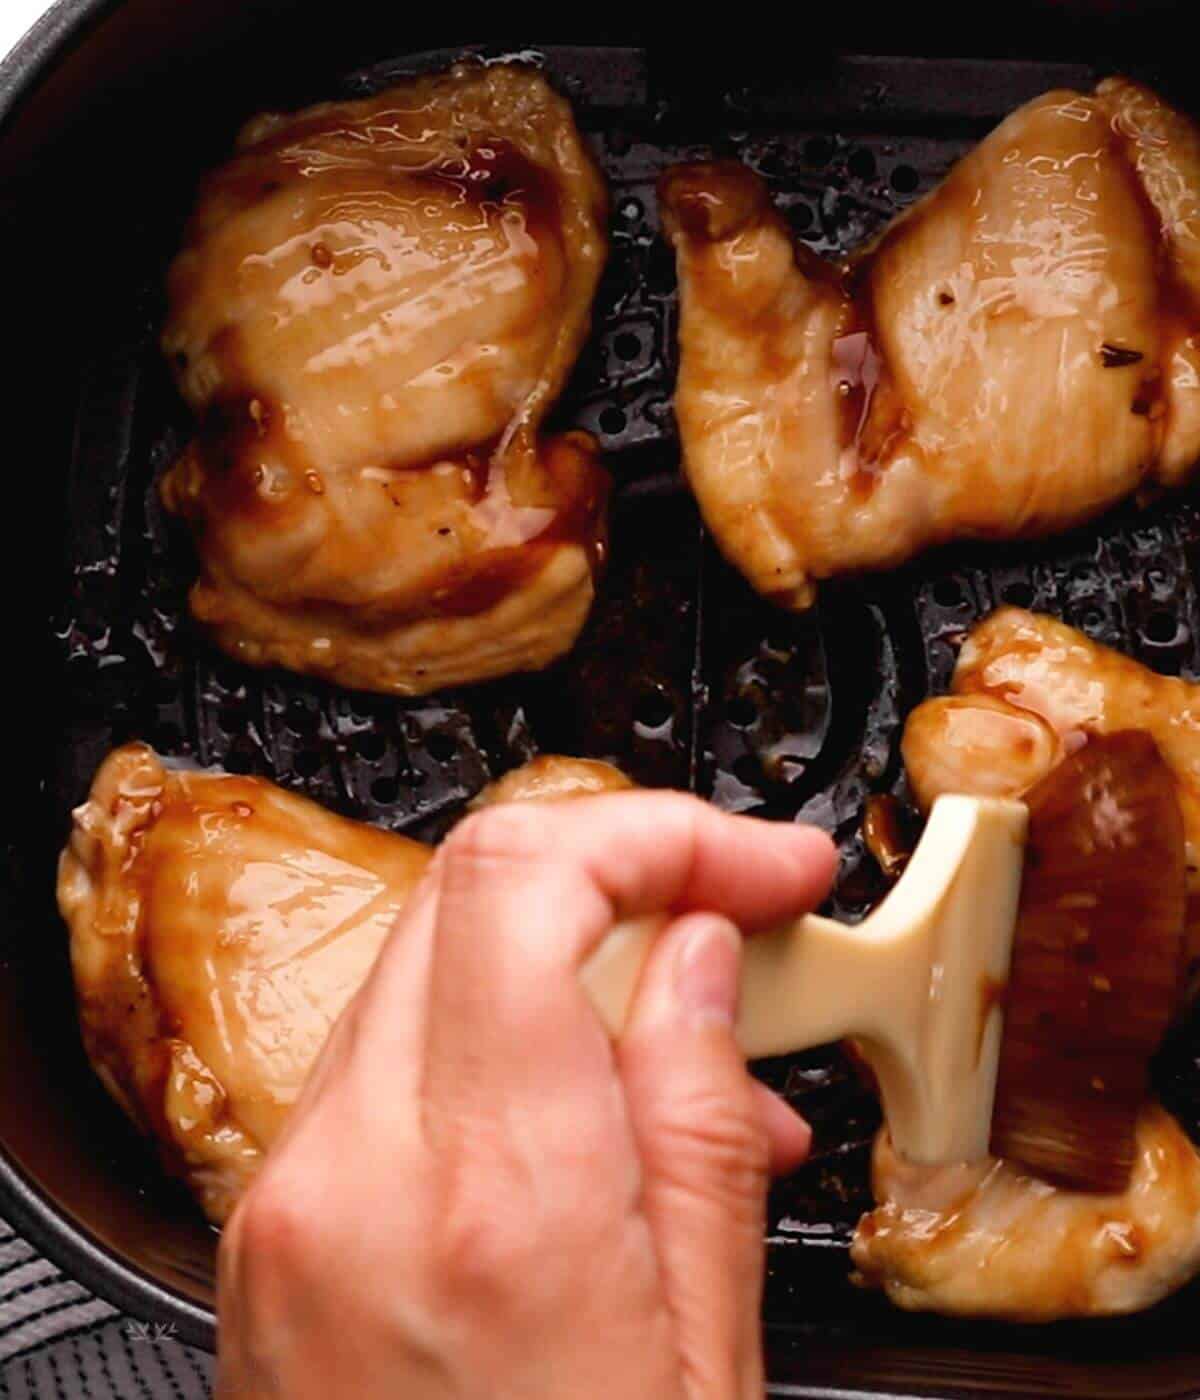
[442,804,548,874]
[646,1086,769,1222]
[651,791,709,845]
[431,1184,542,1314]
[230,1168,321,1286]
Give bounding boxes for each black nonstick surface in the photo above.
[8,19,1200,1398]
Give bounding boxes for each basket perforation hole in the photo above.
[614,332,641,362]
[370,775,399,804]
[599,406,627,436]
[1146,609,1182,644]
[211,663,244,695]
[733,754,762,788]
[225,745,253,775]
[805,136,833,168]
[890,164,919,194]
[293,749,324,778]
[726,695,759,729]
[426,732,457,764]
[634,690,674,730]
[848,148,876,181]
[931,578,964,608]
[153,722,182,751]
[218,707,245,736]
[287,701,319,735]
[1001,581,1035,608]
[355,730,388,761]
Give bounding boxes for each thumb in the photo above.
[618,913,768,1400]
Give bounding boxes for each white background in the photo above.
[2,0,57,65]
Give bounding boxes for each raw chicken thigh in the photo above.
[660,79,1200,607]
[904,607,1200,919]
[57,745,629,1222]
[854,1104,1200,1321]
[162,63,609,695]
[854,609,1200,1319]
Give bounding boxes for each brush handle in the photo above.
[582,910,889,1059]
[580,794,1029,1165]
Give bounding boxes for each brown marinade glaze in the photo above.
[416,434,610,621]
[175,134,607,614]
[830,318,889,497]
[833,96,1200,491]
[181,418,608,627]
[776,95,1200,500]
[72,781,253,1191]
[861,793,918,880]
[191,108,565,244]
[823,101,1191,498]
[827,256,911,498]
[1103,115,1200,437]
[658,159,908,499]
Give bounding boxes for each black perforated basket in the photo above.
[4,5,1200,1394]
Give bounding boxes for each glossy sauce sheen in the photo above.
[46,48,1200,1335]
[190,136,566,521]
[659,80,1200,609]
[853,619,1200,1319]
[858,80,1200,478]
[57,744,631,1223]
[903,607,1200,968]
[57,745,430,1221]
[161,63,610,695]
[861,793,917,879]
[854,1103,1200,1321]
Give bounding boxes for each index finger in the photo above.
[418,793,835,1133]
[439,789,837,970]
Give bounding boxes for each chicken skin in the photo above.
[161,63,609,695]
[904,607,1200,919]
[852,609,1200,1319]
[659,79,1200,607]
[57,745,629,1223]
[854,1104,1200,1321]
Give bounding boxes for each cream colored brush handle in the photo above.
[582,910,887,1059]
[580,794,1028,1165]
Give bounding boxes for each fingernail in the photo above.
[674,916,742,1025]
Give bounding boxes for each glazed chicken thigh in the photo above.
[57,745,629,1222]
[660,79,1200,607]
[904,607,1200,919]
[162,63,609,695]
[853,609,1200,1319]
[854,1104,1200,1321]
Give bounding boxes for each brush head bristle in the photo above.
[989,731,1187,1191]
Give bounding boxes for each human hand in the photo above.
[217,791,837,1399]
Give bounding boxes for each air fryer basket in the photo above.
[6,9,1200,1396]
